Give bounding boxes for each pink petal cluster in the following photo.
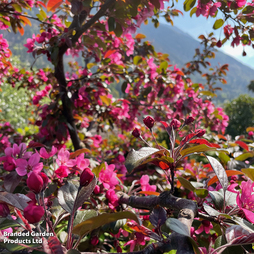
[140,175,156,192]
[99,162,119,189]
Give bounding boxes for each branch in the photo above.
[119,191,198,234]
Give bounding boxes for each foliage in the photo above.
[1,0,254,254]
[224,95,254,137]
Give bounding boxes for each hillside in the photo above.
[138,23,254,102]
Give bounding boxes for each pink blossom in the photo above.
[15,153,43,176]
[56,148,76,167]
[140,175,156,192]
[76,154,90,170]
[106,189,119,209]
[55,165,70,178]
[99,163,119,189]
[236,0,246,7]
[236,180,254,223]
[195,220,213,234]
[39,146,57,159]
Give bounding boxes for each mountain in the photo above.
[138,22,254,103]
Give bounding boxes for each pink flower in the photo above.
[76,154,90,170]
[56,148,76,167]
[99,163,119,189]
[236,180,254,223]
[55,165,70,178]
[195,220,213,234]
[106,189,119,209]
[140,175,156,192]
[39,146,57,159]
[15,153,43,176]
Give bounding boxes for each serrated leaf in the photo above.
[165,218,189,236]
[72,211,140,237]
[57,182,78,214]
[0,192,30,211]
[206,156,228,192]
[213,19,224,29]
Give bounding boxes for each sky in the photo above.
[160,2,254,69]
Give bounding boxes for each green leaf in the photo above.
[165,218,189,236]
[218,152,230,164]
[12,3,22,12]
[213,19,224,30]
[206,156,228,192]
[241,168,254,181]
[72,211,140,237]
[73,210,98,227]
[184,0,196,11]
[233,217,254,233]
[180,144,219,156]
[133,56,142,65]
[194,188,208,198]
[178,177,195,191]
[235,152,253,161]
[121,81,128,94]
[114,22,123,37]
[199,90,217,97]
[190,7,197,17]
[108,17,116,32]
[0,218,22,230]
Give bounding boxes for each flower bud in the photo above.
[91,236,99,246]
[169,119,181,129]
[0,203,10,217]
[23,204,44,224]
[116,246,122,253]
[143,116,155,129]
[27,172,49,194]
[80,168,94,187]
[185,116,195,125]
[216,40,222,48]
[132,128,140,138]
[196,129,206,137]
[93,185,100,194]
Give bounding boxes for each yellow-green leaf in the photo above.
[180,144,220,156]
[242,168,254,181]
[72,211,140,237]
[235,152,253,161]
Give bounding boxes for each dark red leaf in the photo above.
[27,141,45,149]
[235,140,249,151]
[189,138,220,148]
[48,237,64,254]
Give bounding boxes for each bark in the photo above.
[53,0,116,150]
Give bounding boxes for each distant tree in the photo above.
[248,80,254,93]
[224,94,254,137]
